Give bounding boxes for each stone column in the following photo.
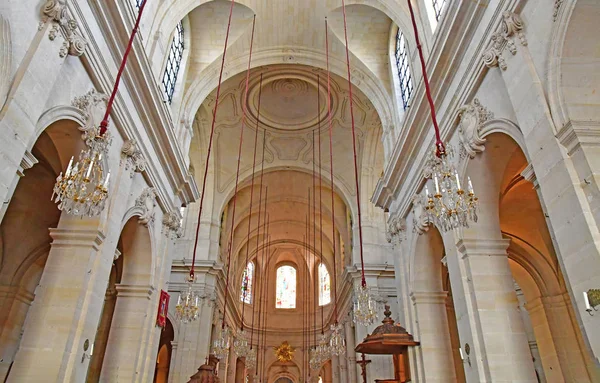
[99,284,155,382]
[448,237,537,382]
[226,344,237,383]
[7,219,111,383]
[0,286,34,381]
[410,291,456,382]
[331,354,341,383]
[344,321,358,383]
[168,341,179,382]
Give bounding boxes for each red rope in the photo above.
[325,19,339,325]
[317,76,325,335]
[261,215,270,382]
[250,105,266,353]
[340,0,367,288]
[190,0,239,280]
[406,0,445,156]
[98,0,149,136]
[241,72,262,331]
[221,15,256,330]
[255,187,267,373]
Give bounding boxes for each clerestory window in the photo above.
[395,30,413,109]
[162,21,185,104]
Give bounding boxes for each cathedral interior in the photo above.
[0,0,599,382]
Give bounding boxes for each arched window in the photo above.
[240,262,254,304]
[162,21,185,104]
[432,0,448,22]
[318,263,331,306]
[395,30,413,109]
[275,265,297,309]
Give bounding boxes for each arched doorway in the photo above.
[0,119,84,381]
[153,319,174,383]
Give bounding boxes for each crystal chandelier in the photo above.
[245,347,257,369]
[309,347,321,371]
[233,329,250,357]
[329,323,346,356]
[423,145,478,232]
[214,326,231,360]
[52,130,111,217]
[353,284,378,327]
[175,275,200,324]
[314,333,330,366]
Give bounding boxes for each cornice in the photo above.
[68,0,199,214]
[373,0,512,219]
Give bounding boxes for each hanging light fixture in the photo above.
[314,333,330,366]
[403,0,478,232]
[53,0,150,216]
[175,275,200,323]
[336,1,378,327]
[246,347,257,369]
[329,323,346,356]
[213,326,231,361]
[231,15,257,361]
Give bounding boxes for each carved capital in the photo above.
[386,216,406,245]
[482,12,527,70]
[17,150,38,177]
[162,211,183,239]
[71,89,108,142]
[411,194,431,235]
[39,0,87,57]
[135,188,156,227]
[121,139,147,176]
[457,98,494,159]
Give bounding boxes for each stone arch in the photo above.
[0,117,84,381]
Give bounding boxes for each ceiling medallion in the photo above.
[273,341,295,363]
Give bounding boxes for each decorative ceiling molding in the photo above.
[38,0,87,57]
[457,98,494,159]
[482,11,527,70]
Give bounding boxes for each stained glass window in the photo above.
[318,263,331,306]
[240,262,254,304]
[395,30,413,109]
[432,0,448,22]
[276,265,297,309]
[162,21,184,104]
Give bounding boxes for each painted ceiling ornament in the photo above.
[274,341,295,363]
[457,98,494,159]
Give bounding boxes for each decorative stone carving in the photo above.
[17,150,38,177]
[163,211,183,239]
[135,188,156,227]
[457,98,494,159]
[411,194,431,235]
[121,139,147,176]
[553,0,564,21]
[482,12,527,70]
[386,216,406,245]
[71,89,107,140]
[38,0,87,57]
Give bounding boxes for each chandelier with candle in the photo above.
[52,130,111,217]
[402,0,478,232]
[175,275,200,324]
[329,323,346,356]
[213,326,231,361]
[53,0,150,217]
[423,145,478,232]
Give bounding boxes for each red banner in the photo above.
[156,290,170,328]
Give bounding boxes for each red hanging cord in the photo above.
[255,187,267,374]
[250,119,267,355]
[325,18,340,325]
[406,0,445,156]
[317,76,325,335]
[221,15,257,330]
[98,0,149,136]
[340,0,367,288]
[261,215,270,382]
[241,73,263,331]
[190,0,240,281]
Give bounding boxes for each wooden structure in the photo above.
[187,355,220,383]
[355,305,419,383]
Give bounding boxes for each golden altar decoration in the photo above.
[274,341,295,363]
